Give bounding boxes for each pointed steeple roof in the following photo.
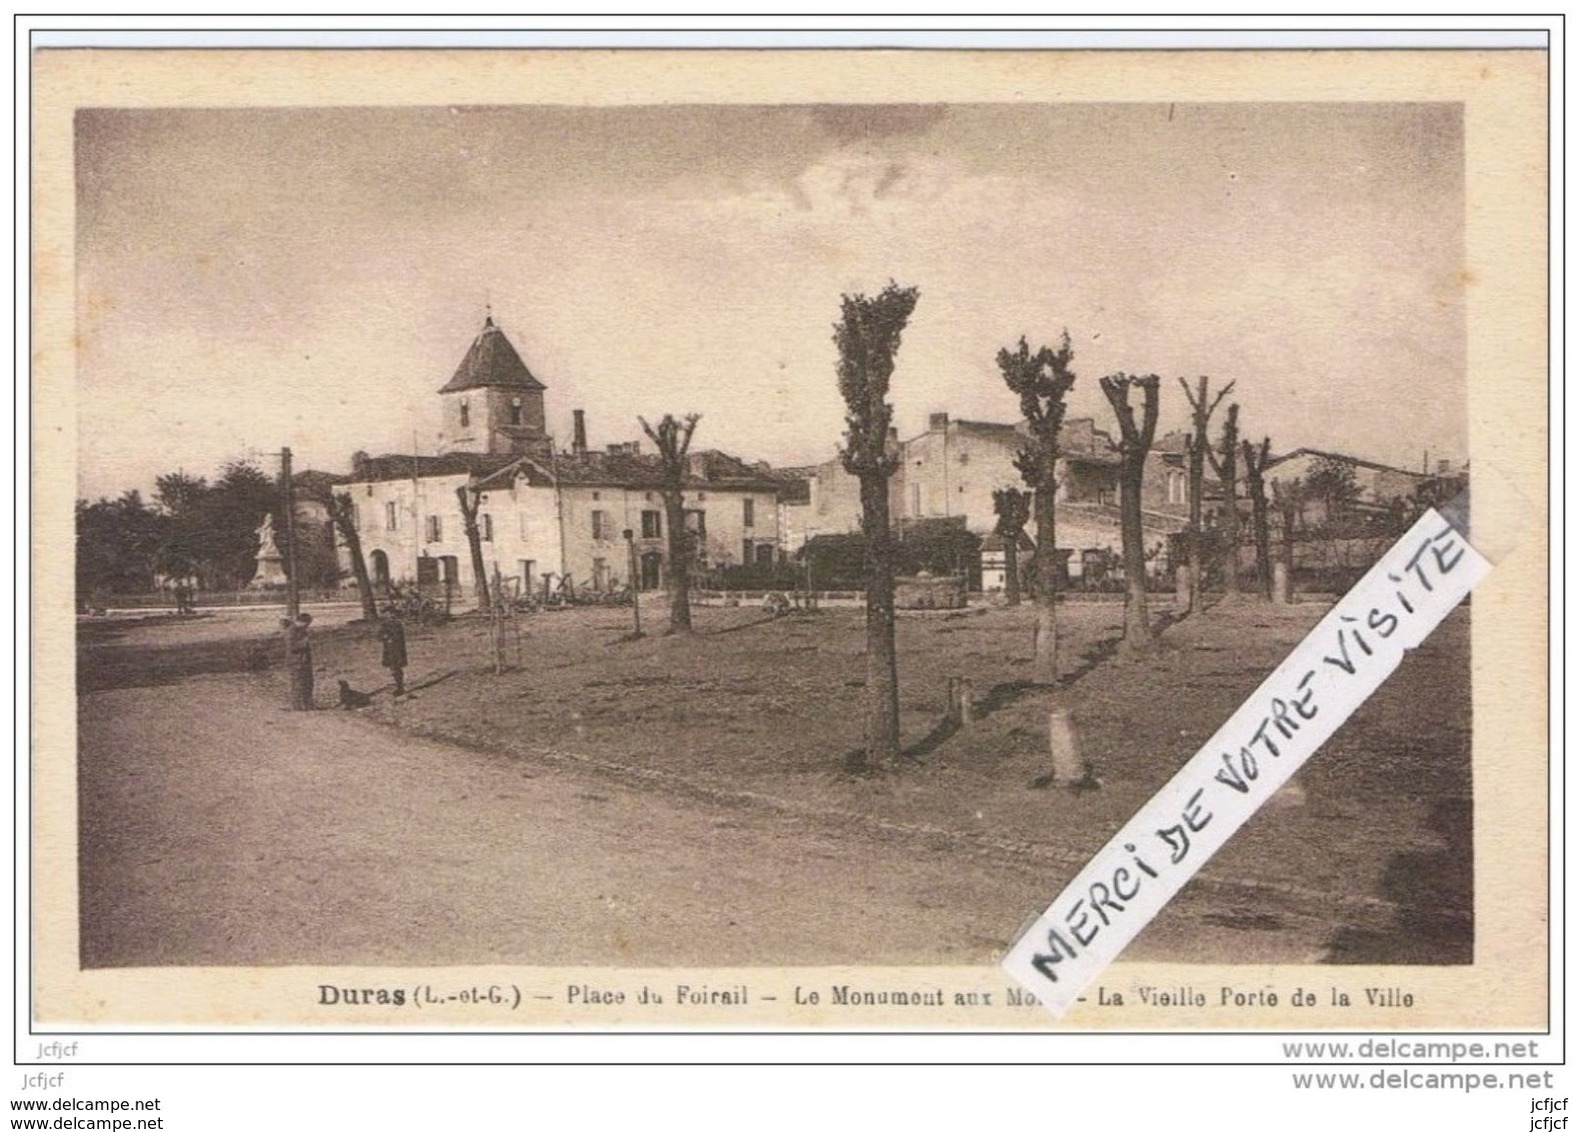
[438,315,546,394]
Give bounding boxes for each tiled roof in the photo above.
[951,419,1024,440]
[292,469,348,497]
[438,316,547,394]
[349,452,519,484]
[472,448,782,494]
[1266,447,1430,479]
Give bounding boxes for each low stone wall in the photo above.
[895,574,967,610]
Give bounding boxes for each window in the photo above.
[481,513,494,542]
[685,509,706,537]
[641,510,662,539]
[520,512,531,539]
[510,397,523,426]
[425,515,443,543]
[349,504,360,531]
[592,491,601,501]
[756,543,775,566]
[385,501,398,531]
[743,498,755,528]
[591,509,609,540]
[459,400,470,428]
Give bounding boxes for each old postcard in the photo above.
[33,45,1548,1031]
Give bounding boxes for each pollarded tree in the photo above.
[835,282,920,771]
[1271,475,1306,594]
[1240,437,1274,598]
[999,334,1077,683]
[327,491,379,620]
[1177,376,1234,612]
[1205,403,1242,596]
[639,412,702,633]
[1099,373,1161,653]
[991,487,1032,607]
[455,485,492,609]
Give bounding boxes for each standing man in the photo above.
[287,612,315,710]
[378,608,408,698]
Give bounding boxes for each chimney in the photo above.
[929,412,949,432]
[572,410,588,457]
[1437,459,1452,475]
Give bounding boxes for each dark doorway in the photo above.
[640,551,663,591]
[370,549,390,589]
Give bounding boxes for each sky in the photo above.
[74,101,1465,501]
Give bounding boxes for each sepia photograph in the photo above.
[34,46,1548,1030]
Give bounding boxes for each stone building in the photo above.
[1264,447,1434,526]
[337,315,780,602]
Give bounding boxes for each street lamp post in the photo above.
[624,529,642,638]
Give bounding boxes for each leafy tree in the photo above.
[76,491,166,599]
[639,412,702,633]
[835,281,920,771]
[991,487,1032,606]
[1306,455,1362,526]
[1241,437,1274,598]
[1205,403,1242,595]
[999,334,1077,682]
[209,461,277,589]
[1178,376,1234,611]
[152,471,210,585]
[896,519,981,587]
[1099,373,1161,652]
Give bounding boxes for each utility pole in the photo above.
[281,446,300,620]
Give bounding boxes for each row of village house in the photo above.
[288,315,1460,601]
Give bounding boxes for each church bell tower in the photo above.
[437,314,548,456]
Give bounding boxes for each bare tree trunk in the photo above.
[853,475,901,770]
[1186,440,1205,612]
[1004,539,1020,606]
[1243,439,1273,599]
[328,494,378,621]
[1277,495,1298,602]
[1221,496,1241,596]
[455,486,491,609]
[1209,403,1242,598]
[1180,376,1233,610]
[662,491,692,632]
[1102,374,1161,654]
[1031,478,1058,682]
[1119,460,1151,651]
[1251,489,1271,597]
